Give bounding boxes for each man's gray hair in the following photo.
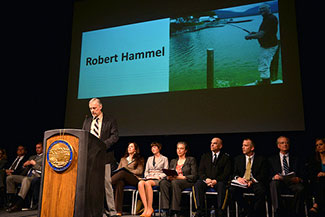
[89,98,102,105]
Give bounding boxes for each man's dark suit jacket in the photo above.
[169,156,198,183]
[82,113,119,164]
[232,154,268,184]
[11,155,28,175]
[198,151,232,182]
[268,153,304,180]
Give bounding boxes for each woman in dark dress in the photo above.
[308,137,325,216]
[159,141,198,216]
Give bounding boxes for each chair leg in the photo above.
[190,192,193,217]
[235,201,238,217]
[133,191,139,215]
[304,202,308,217]
[204,194,207,217]
[131,190,135,215]
[265,199,269,217]
[158,191,161,216]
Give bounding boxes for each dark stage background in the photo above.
[1,1,323,164]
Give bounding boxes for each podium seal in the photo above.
[47,139,73,172]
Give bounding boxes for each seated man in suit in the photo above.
[229,138,267,217]
[269,136,305,217]
[6,142,43,212]
[2,145,28,207]
[5,145,28,177]
[193,137,232,217]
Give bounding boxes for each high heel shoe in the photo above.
[140,208,148,217]
[145,208,154,217]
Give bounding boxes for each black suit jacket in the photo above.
[10,155,28,175]
[232,154,268,184]
[82,113,119,164]
[198,151,232,182]
[169,156,198,183]
[268,153,304,180]
[307,156,323,183]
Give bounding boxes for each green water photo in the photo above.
[169,1,282,91]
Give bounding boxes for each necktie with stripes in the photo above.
[283,155,289,174]
[93,117,100,138]
[9,157,19,170]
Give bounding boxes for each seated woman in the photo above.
[111,142,144,216]
[308,137,325,216]
[138,142,168,217]
[160,141,198,217]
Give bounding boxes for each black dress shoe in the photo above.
[31,204,38,210]
[6,204,22,212]
[239,208,248,217]
[218,209,226,217]
[5,202,14,209]
[6,196,24,213]
[194,210,204,217]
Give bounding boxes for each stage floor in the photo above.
[0,209,37,217]
[0,210,139,217]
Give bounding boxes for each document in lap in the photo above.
[112,167,132,175]
[230,179,248,188]
[279,171,296,182]
[162,169,178,177]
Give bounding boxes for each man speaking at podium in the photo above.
[82,98,119,217]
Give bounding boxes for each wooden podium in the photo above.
[39,129,106,217]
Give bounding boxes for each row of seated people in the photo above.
[111,136,325,217]
[0,142,43,212]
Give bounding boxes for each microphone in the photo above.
[83,114,89,125]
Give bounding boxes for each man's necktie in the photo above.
[27,168,34,177]
[9,157,19,170]
[243,157,252,180]
[213,153,217,166]
[93,117,100,138]
[283,155,289,175]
